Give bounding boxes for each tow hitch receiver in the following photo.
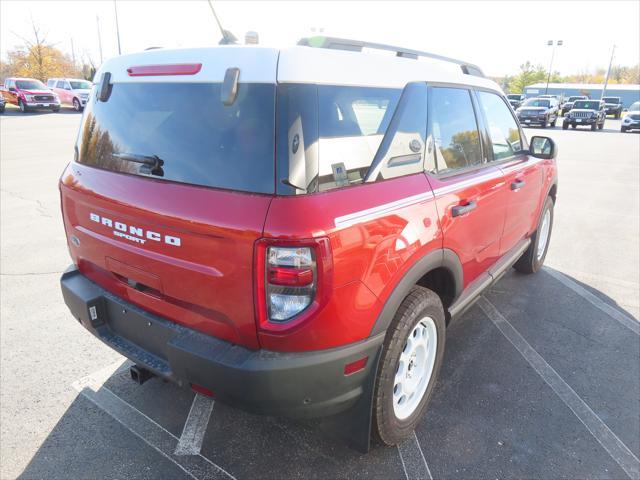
[130,365,154,385]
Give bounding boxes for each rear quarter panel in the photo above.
[262,173,441,351]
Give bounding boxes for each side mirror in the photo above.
[529,136,556,160]
[8,87,15,92]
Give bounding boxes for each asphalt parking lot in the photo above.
[1,107,639,479]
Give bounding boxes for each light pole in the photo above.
[96,15,104,64]
[545,40,563,94]
[114,0,122,55]
[601,45,616,99]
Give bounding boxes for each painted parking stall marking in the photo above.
[72,361,234,480]
[478,297,640,480]
[175,394,215,456]
[544,267,640,335]
[397,432,433,480]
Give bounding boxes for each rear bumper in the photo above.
[60,266,383,419]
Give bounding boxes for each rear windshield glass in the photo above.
[573,101,600,109]
[76,82,275,194]
[629,102,640,112]
[568,96,584,102]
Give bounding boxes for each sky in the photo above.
[1,0,639,78]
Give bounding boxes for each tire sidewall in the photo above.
[374,288,446,445]
[73,98,80,111]
[531,197,554,271]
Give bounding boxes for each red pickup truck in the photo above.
[1,77,60,113]
[59,38,558,451]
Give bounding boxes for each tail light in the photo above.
[255,238,332,332]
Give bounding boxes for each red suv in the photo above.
[59,38,558,450]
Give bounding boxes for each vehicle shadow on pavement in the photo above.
[1,108,81,117]
[17,269,639,480]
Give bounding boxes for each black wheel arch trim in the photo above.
[369,248,463,337]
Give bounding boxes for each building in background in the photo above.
[524,83,640,107]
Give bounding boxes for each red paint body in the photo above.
[1,77,58,107]
[60,147,556,352]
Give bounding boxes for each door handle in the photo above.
[511,179,526,190]
[452,201,477,217]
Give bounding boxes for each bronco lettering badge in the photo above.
[89,213,181,246]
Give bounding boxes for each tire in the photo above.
[540,117,547,128]
[73,98,82,112]
[562,122,569,130]
[591,123,597,131]
[551,117,557,127]
[514,196,554,274]
[621,126,627,132]
[18,99,28,113]
[0,105,4,114]
[598,122,604,130]
[615,111,620,119]
[571,124,576,129]
[373,286,446,446]
[52,106,60,112]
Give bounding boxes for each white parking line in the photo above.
[544,267,639,335]
[478,297,640,480]
[397,431,433,480]
[72,361,235,480]
[175,394,215,456]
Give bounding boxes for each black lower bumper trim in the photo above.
[61,266,384,420]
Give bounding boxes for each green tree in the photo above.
[506,61,560,93]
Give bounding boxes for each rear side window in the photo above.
[477,91,522,160]
[56,81,66,89]
[430,87,482,173]
[77,82,276,194]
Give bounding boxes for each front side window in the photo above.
[430,87,482,173]
[477,91,523,160]
[70,80,92,90]
[56,81,66,89]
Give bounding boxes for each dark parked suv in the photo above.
[59,37,558,451]
[561,95,588,115]
[602,96,623,118]
[516,97,559,127]
[562,100,606,130]
[506,93,525,110]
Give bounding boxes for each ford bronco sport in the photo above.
[59,37,558,451]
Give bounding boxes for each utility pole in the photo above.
[601,45,616,99]
[96,15,104,64]
[545,40,563,95]
[114,0,122,55]
[70,38,76,68]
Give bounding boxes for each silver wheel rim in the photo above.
[537,208,551,260]
[74,99,80,111]
[393,316,438,420]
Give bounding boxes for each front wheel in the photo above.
[551,116,557,127]
[52,106,60,112]
[591,123,597,131]
[373,286,446,446]
[598,122,604,130]
[73,98,82,112]
[18,99,28,113]
[621,126,628,132]
[514,196,554,274]
[562,122,569,130]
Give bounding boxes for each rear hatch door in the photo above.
[60,48,279,349]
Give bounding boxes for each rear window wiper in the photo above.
[112,152,164,176]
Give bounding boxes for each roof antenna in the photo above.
[206,0,238,45]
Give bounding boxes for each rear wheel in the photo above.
[18,99,28,113]
[514,196,554,274]
[373,286,445,446]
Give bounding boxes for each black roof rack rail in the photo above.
[297,36,485,77]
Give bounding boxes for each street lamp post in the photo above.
[601,45,616,99]
[545,40,563,94]
[114,0,122,55]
